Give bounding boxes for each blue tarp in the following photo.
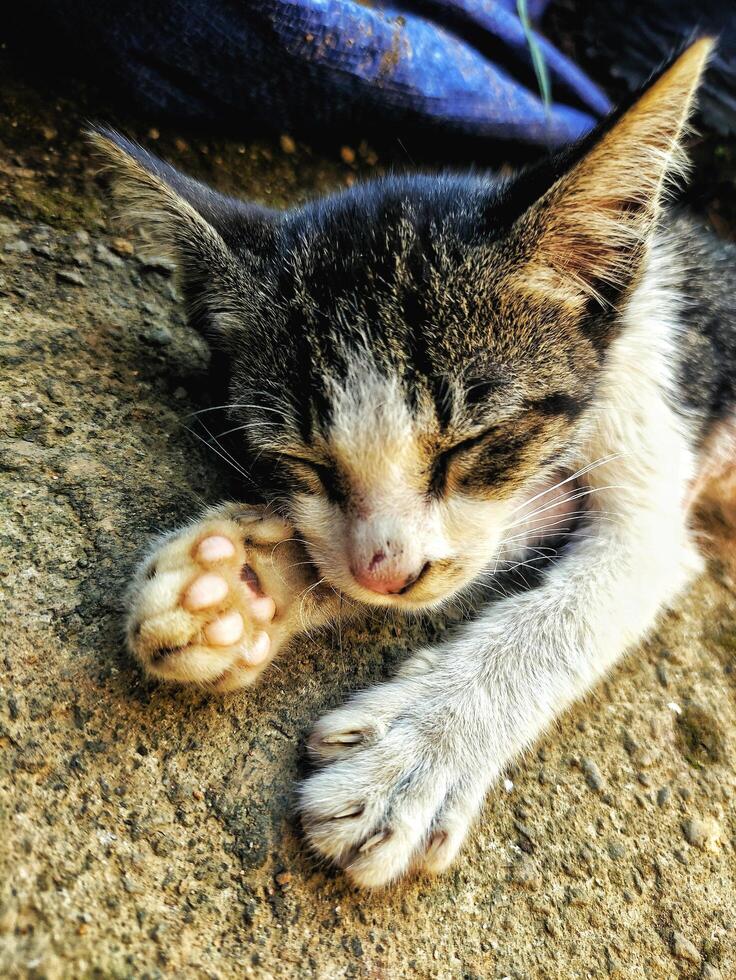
[6,0,611,147]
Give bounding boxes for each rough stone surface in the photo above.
[2,51,736,980]
[671,932,701,964]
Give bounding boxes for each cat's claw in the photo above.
[127,509,297,691]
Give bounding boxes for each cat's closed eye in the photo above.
[430,425,504,495]
[280,451,344,502]
[443,426,503,462]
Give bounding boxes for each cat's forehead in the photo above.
[277,183,509,358]
[286,174,507,268]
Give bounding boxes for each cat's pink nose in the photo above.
[352,551,427,596]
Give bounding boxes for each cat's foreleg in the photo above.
[126,503,341,691]
[300,428,703,887]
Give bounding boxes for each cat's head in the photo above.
[92,39,711,610]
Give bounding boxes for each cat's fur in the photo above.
[92,39,736,887]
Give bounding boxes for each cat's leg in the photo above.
[127,503,340,691]
[299,419,704,887]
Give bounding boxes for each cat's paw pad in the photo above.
[127,518,285,691]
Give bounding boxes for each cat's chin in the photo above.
[342,588,443,612]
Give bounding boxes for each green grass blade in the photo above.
[517,0,551,112]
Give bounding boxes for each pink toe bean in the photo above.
[197,535,236,562]
[205,610,244,647]
[241,630,271,666]
[184,573,228,610]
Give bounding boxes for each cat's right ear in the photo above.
[88,127,279,344]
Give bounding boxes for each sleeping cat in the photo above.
[92,38,736,889]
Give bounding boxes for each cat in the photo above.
[91,37,736,889]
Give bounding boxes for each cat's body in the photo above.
[94,39,736,887]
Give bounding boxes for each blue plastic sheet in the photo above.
[6,0,611,147]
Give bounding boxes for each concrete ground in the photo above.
[1,47,735,980]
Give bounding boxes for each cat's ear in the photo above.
[88,128,278,343]
[515,38,713,311]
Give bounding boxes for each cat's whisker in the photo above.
[497,544,559,560]
[514,482,626,520]
[297,577,329,634]
[268,537,306,561]
[477,554,550,578]
[283,560,323,573]
[500,532,601,553]
[212,421,280,440]
[472,577,514,601]
[497,553,558,573]
[505,485,628,530]
[500,515,586,541]
[510,452,630,516]
[475,552,551,583]
[498,512,619,546]
[184,403,289,419]
[194,416,261,481]
[181,423,257,488]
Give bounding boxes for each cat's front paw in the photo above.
[300,675,489,888]
[127,508,302,691]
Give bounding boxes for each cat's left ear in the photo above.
[89,128,279,344]
[514,37,714,311]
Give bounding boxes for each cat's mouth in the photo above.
[303,545,472,611]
